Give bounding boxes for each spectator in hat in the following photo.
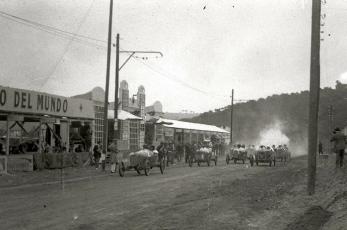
[330,128,346,168]
[93,142,102,169]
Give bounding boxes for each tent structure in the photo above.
[107,110,142,120]
[156,118,229,134]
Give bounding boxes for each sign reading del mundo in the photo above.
[0,85,94,119]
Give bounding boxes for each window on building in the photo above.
[129,121,139,151]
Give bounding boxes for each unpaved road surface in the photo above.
[0,158,308,230]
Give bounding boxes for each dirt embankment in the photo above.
[281,156,347,230]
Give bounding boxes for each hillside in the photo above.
[183,81,347,153]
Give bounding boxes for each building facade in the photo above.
[74,81,146,153]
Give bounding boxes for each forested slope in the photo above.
[183,82,347,153]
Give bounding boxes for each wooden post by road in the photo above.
[102,0,113,171]
[230,89,234,145]
[114,33,120,142]
[307,0,321,195]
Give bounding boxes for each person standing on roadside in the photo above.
[93,142,102,169]
[330,128,346,168]
[108,141,118,173]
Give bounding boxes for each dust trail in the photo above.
[255,120,307,157]
[255,120,289,146]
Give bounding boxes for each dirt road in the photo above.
[0,158,310,230]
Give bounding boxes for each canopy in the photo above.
[156,118,229,134]
[107,109,142,120]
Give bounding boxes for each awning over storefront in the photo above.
[107,109,142,120]
[156,118,229,134]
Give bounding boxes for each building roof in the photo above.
[157,118,229,134]
[72,87,105,102]
[107,109,142,120]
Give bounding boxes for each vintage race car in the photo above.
[246,145,256,166]
[188,146,217,167]
[226,145,248,164]
[274,146,291,164]
[254,146,275,167]
[117,149,165,176]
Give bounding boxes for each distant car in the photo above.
[254,146,275,167]
[226,144,248,164]
[246,145,256,167]
[188,141,217,167]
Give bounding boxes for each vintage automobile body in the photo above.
[117,149,165,176]
[246,145,256,166]
[188,141,217,167]
[226,145,248,164]
[254,146,275,167]
[274,146,291,164]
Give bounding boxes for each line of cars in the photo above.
[114,142,291,177]
[226,144,291,167]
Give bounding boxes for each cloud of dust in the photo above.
[255,121,289,146]
[255,120,307,157]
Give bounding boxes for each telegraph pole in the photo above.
[114,33,120,141]
[102,0,113,171]
[307,0,321,195]
[230,89,234,145]
[328,105,334,153]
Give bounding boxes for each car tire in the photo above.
[144,160,150,176]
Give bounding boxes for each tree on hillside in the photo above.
[184,86,347,149]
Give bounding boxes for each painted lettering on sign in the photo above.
[0,85,94,119]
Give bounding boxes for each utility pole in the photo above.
[307,0,321,195]
[230,89,234,145]
[102,0,113,171]
[114,33,120,141]
[328,105,334,153]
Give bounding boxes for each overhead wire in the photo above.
[0,9,106,44]
[129,54,230,100]
[0,8,231,107]
[38,0,96,90]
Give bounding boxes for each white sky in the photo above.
[0,0,346,113]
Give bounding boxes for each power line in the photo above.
[38,0,96,90]
[0,9,106,44]
[0,9,231,103]
[130,56,229,99]
[0,11,109,52]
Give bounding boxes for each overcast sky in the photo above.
[0,0,346,113]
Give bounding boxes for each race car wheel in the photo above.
[135,166,141,175]
[119,163,125,177]
[144,160,150,176]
